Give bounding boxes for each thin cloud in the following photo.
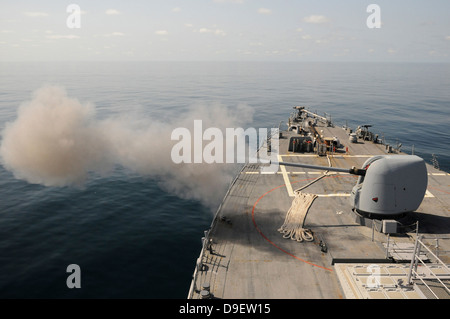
[215,29,226,36]
[214,0,244,3]
[199,28,226,36]
[101,32,125,37]
[304,15,329,24]
[46,35,80,40]
[155,30,168,35]
[387,48,397,54]
[105,9,121,15]
[258,8,271,15]
[23,12,48,17]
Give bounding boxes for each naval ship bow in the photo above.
[188,106,450,299]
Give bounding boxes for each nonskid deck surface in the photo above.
[189,115,450,299]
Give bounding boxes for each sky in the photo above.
[1,0,449,62]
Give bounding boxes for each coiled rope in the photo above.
[278,155,333,242]
[278,191,317,242]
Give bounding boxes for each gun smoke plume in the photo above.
[0,86,255,209]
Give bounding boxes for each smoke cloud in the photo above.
[0,86,255,209]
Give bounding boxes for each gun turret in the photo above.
[274,155,427,219]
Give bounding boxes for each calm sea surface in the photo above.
[0,62,449,298]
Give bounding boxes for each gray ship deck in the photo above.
[188,109,450,299]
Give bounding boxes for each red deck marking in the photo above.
[251,175,356,272]
[428,185,450,195]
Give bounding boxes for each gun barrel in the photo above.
[276,161,366,176]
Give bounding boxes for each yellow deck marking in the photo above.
[279,155,294,197]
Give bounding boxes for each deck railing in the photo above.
[407,234,450,298]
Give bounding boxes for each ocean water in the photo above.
[0,61,449,299]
